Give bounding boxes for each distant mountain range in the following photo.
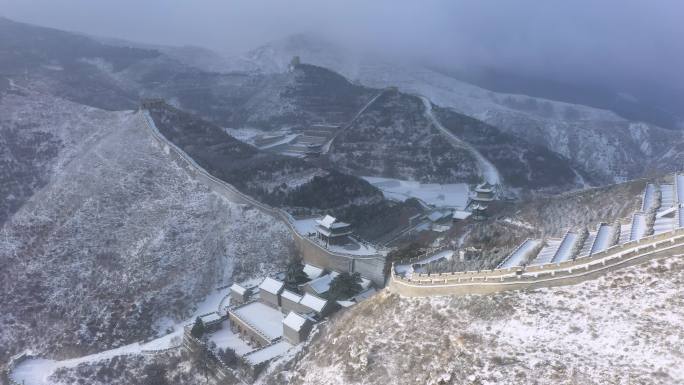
[236,34,684,184]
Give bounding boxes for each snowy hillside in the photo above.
[0,18,582,192]
[0,90,293,364]
[281,255,684,385]
[242,34,684,184]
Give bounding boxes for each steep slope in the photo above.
[243,34,684,185]
[280,255,684,385]
[508,179,648,237]
[329,89,577,189]
[328,89,481,184]
[147,102,382,210]
[0,17,154,110]
[149,63,377,131]
[1,18,583,193]
[0,90,292,364]
[432,104,577,189]
[0,86,99,225]
[146,102,422,240]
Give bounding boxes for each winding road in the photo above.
[420,96,502,186]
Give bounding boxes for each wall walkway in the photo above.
[389,228,684,297]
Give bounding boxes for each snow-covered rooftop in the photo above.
[259,277,284,295]
[428,211,450,222]
[230,283,247,295]
[352,288,377,302]
[316,215,337,228]
[281,289,302,303]
[306,272,339,295]
[475,181,494,192]
[452,210,472,220]
[303,264,324,280]
[330,221,351,229]
[471,202,488,210]
[283,311,308,331]
[337,300,355,308]
[232,302,284,340]
[300,293,328,313]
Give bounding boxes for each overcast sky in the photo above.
[1,0,683,90]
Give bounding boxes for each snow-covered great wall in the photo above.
[139,107,388,286]
[390,228,684,296]
[390,176,684,297]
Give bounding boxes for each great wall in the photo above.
[140,105,684,298]
[6,106,684,385]
[138,108,388,286]
[390,176,684,296]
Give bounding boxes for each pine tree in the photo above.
[190,316,205,338]
[284,258,309,291]
[328,272,363,301]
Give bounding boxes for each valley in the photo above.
[1,15,683,385]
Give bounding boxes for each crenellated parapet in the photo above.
[389,228,684,297]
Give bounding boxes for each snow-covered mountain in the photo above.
[239,34,684,184]
[0,88,293,363]
[2,17,682,385]
[0,18,583,193]
[281,254,684,385]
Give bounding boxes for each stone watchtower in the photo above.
[288,56,301,72]
[469,181,495,220]
[473,182,495,202]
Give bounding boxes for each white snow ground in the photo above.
[363,177,470,209]
[12,288,233,385]
[288,254,684,385]
[208,320,254,356]
[293,217,319,235]
[244,340,293,365]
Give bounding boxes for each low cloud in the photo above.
[2,0,682,91]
